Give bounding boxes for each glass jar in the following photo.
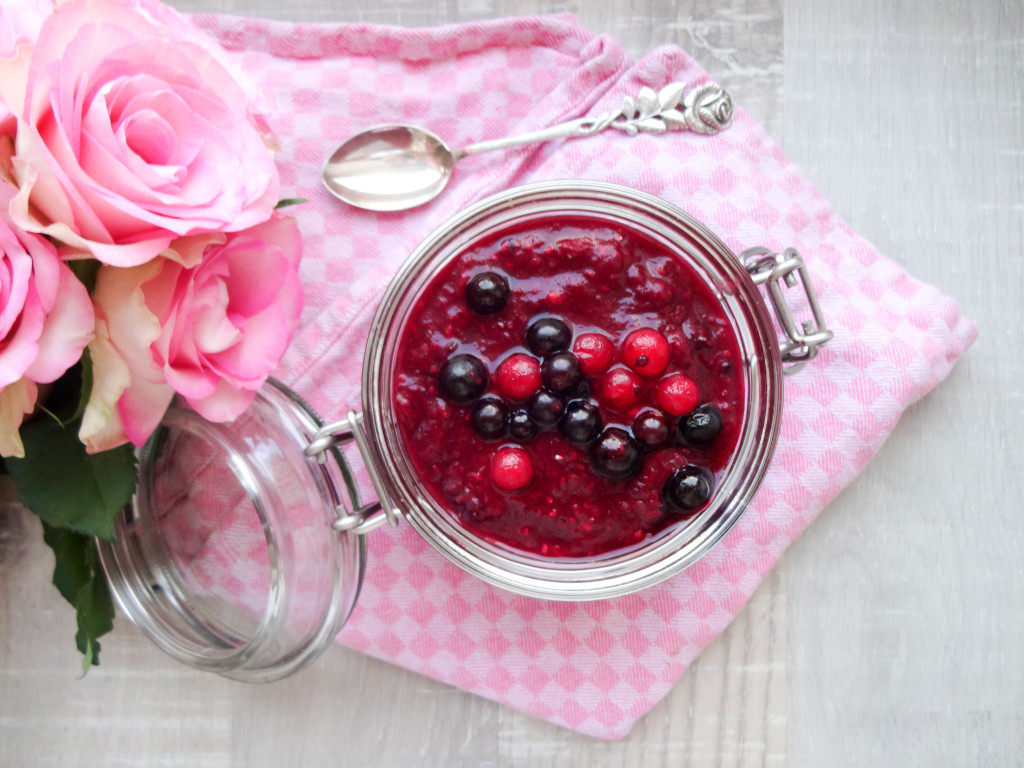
[97,181,831,680]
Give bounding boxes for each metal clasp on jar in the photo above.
[742,247,833,374]
[304,411,401,535]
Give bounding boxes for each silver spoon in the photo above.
[321,81,734,212]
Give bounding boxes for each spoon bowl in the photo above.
[321,124,455,212]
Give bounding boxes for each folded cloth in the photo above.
[189,13,976,738]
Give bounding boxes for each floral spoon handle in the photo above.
[452,81,734,161]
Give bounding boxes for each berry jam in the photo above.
[392,219,744,558]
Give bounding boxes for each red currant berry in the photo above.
[572,333,615,375]
[490,445,533,490]
[495,353,541,400]
[601,366,643,412]
[655,373,699,416]
[621,328,670,377]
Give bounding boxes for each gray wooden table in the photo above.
[2,1,1021,765]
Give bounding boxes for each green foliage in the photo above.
[42,523,116,674]
[5,362,136,670]
[6,416,136,541]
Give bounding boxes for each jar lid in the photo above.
[97,380,365,682]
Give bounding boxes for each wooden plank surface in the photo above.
[1,1,1020,765]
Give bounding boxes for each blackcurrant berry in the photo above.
[662,465,714,513]
[559,400,603,446]
[470,396,508,441]
[526,388,565,428]
[678,403,723,446]
[465,271,510,316]
[525,317,571,356]
[508,408,539,443]
[589,426,643,481]
[632,408,672,451]
[438,354,488,404]
[541,351,583,393]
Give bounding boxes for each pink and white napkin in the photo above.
[189,13,976,738]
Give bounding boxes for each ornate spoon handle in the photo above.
[452,81,734,161]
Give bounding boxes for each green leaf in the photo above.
[6,415,136,541]
[274,197,308,209]
[41,523,115,673]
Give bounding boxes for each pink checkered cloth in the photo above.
[191,13,975,738]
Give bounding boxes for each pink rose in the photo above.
[0,0,279,268]
[0,0,52,58]
[0,181,94,457]
[81,213,303,452]
[0,0,52,176]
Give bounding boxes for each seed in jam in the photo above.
[541,351,583,393]
[589,426,643,481]
[655,373,699,416]
[525,317,572,356]
[465,271,510,315]
[632,408,672,451]
[662,465,713,513]
[470,396,509,441]
[601,366,643,412]
[526,388,565,427]
[439,353,488,404]
[678,403,724,446]
[495,353,542,400]
[507,408,539,443]
[559,400,603,446]
[490,445,533,490]
[573,333,615,375]
[621,328,670,377]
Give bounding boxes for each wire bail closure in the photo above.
[304,410,401,535]
[742,247,833,374]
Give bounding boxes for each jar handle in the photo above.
[742,247,833,374]
[304,411,402,535]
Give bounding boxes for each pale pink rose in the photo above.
[0,0,53,59]
[0,181,94,457]
[0,0,279,268]
[0,0,52,169]
[81,213,303,452]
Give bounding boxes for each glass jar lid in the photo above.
[96,380,365,682]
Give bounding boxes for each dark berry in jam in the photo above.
[632,408,672,451]
[465,271,510,315]
[662,465,713,513]
[589,426,643,481]
[655,372,699,416]
[541,351,583,393]
[601,366,643,412]
[495,353,542,400]
[526,388,565,427]
[559,400,603,446]
[525,317,572,356]
[508,408,539,443]
[568,377,593,399]
[621,328,670,378]
[470,396,508,441]
[678,403,724,446]
[490,445,533,490]
[439,353,488,404]
[573,332,615,375]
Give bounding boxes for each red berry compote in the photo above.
[392,218,745,558]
